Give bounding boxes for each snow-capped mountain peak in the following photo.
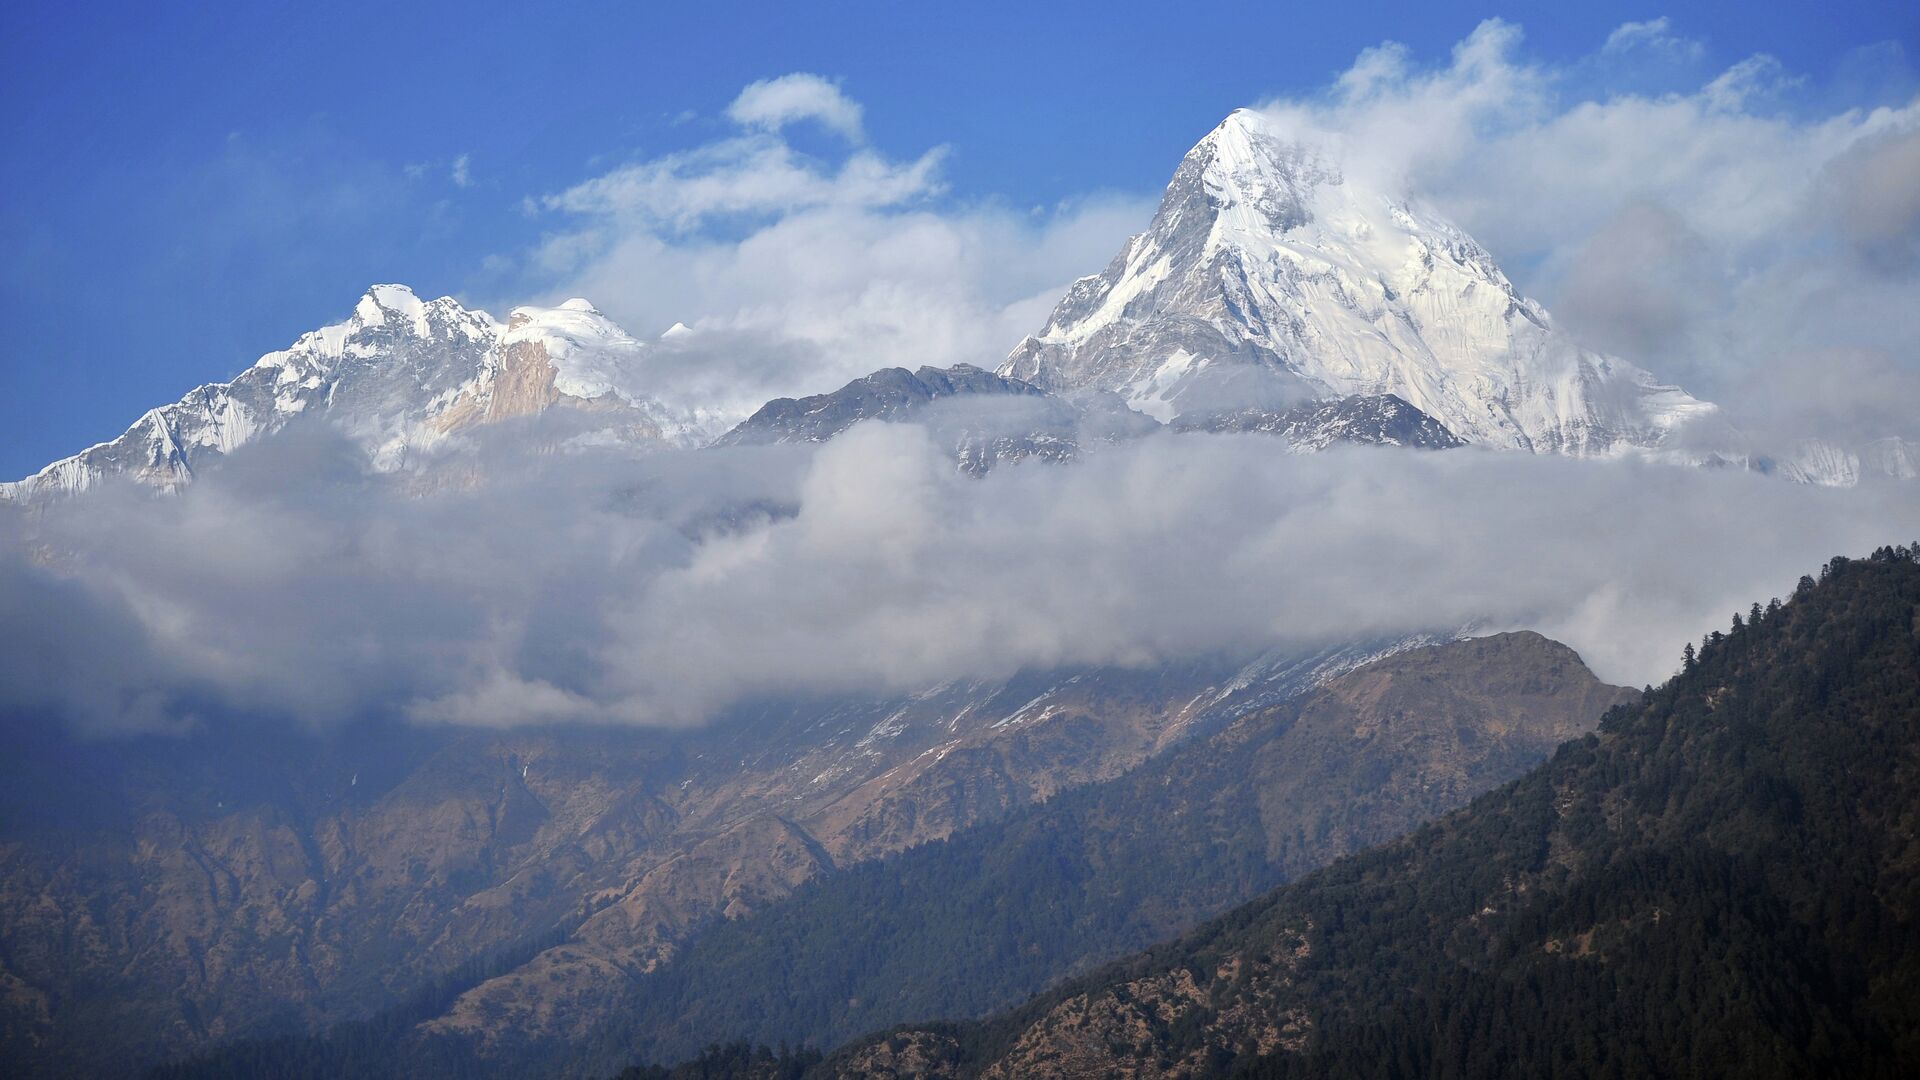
[502,299,650,404]
[2,286,703,501]
[1004,108,1718,458]
[1190,109,1341,243]
[355,282,431,329]
[252,284,495,380]
[11,114,1906,501]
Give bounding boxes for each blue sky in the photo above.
[3,0,1916,479]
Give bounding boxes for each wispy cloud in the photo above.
[726,73,866,143]
[541,136,945,227]
[1602,17,1706,62]
[512,73,1150,422]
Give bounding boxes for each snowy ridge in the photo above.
[1002,109,1720,460]
[1764,436,1920,487]
[3,286,701,500]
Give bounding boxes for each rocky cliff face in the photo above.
[713,363,1158,475]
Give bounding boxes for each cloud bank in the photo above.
[510,73,1154,426]
[4,420,1915,736]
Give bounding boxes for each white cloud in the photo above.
[604,426,1920,717]
[451,152,472,188]
[8,420,1915,734]
[1823,123,1920,273]
[1603,17,1705,62]
[726,73,866,142]
[1243,18,1920,440]
[409,667,598,728]
[511,73,1152,423]
[541,136,945,228]
[503,30,1920,461]
[1701,53,1799,111]
[529,195,1151,423]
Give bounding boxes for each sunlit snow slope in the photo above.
[1002,109,1719,459]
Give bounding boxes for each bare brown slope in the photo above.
[1246,631,1639,873]
[4,646,1393,1077]
[557,632,1634,1075]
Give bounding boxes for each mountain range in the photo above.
[118,631,1631,1078]
[0,639,1448,1077]
[9,111,1915,498]
[1,289,713,501]
[4,103,1919,1080]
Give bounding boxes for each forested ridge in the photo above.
[805,546,1920,1078]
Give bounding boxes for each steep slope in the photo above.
[566,632,1631,1075]
[1001,110,1717,458]
[818,548,1920,1079]
[713,364,1155,474]
[1,287,703,501]
[1,642,1415,1078]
